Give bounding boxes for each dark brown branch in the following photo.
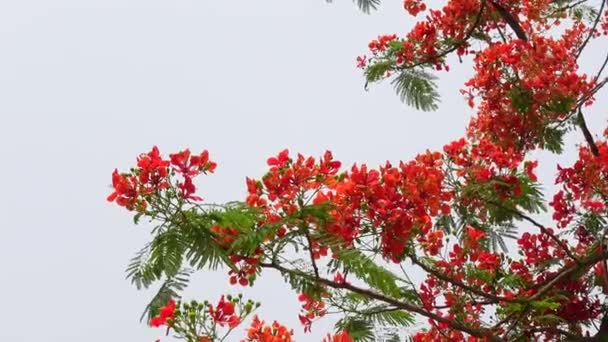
[304,230,321,279]
[577,108,599,157]
[488,0,528,41]
[523,327,583,341]
[408,253,517,304]
[487,200,580,262]
[529,249,608,301]
[260,261,504,341]
[577,77,608,108]
[596,51,608,81]
[575,0,606,59]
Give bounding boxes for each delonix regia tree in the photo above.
[108,0,608,341]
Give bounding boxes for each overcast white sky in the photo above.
[0,1,606,341]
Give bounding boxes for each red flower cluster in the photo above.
[367,34,398,54]
[322,330,353,342]
[332,151,452,261]
[149,299,176,327]
[403,0,426,16]
[246,149,340,215]
[243,315,294,342]
[170,149,217,201]
[298,293,327,332]
[209,296,240,328]
[247,149,454,263]
[107,146,216,211]
[465,28,593,151]
[107,146,170,211]
[228,253,261,287]
[364,0,484,72]
[553,141,608,226]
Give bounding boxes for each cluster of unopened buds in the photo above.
[149,296,352,342]
[149,295,260,342]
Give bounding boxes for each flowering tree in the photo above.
[108,0,608,341]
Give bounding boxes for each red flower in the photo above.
[137,146,170,191]
[323,330,353,342]
[170,149,217,177]
[267,149,290,168]
[107,169,145,211]
[149,299,176,327]
[243,315,294,342]
[209,296,241,328]
[356,56,367,69]
[464,226,486,250]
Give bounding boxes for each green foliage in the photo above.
[335,305,414,342]
[365,60,394,83]
[385,334,402,342]
[334,247,403,298]
[364,58,440,111]
[126,204,263,294]
[336,319,375,342]
[545,96,576,114]
[487,222,517,253]
[178,211,231,271]
[509,86,533,114]
[574,211,607,237]
[368,307,415,327]
[353,0,381,13]
[458,172,545,227]
[326,0,381,13]
[126,243,159,290]
[515,176,546,214]
[391,69,440,112]
[140,269,193,322]
[467,265,496,284]
[499,272,527,289]
[126,228,186,290]
[569,4,600,23]
[540,125,567,153]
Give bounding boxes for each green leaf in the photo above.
[391,69,440,111]
[325,0,381,13]
[569,4,599,24]
[336,319,375,342]
[540,125,566,153]
[488,222,517,253]
[150,229,185,278]
[178,210,233,271]
[125,229,186,289]
[333,247,403,298]
[385,334,402,342]
[353,0,381,13]
[509,86,532,113]
[367,307,415,326]
[365,60,394,83]
[126,243,159,290]
[133,212,143,224]
[140,269,193,322]
[530,299,561,311]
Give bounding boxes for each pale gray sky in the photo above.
[0,1,606,341]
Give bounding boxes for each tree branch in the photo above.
[488,0,528,41]
[260,261,503,341]
[486,199,580,262]
[578,108,599,157]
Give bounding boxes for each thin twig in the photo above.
[576,0,607,59]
